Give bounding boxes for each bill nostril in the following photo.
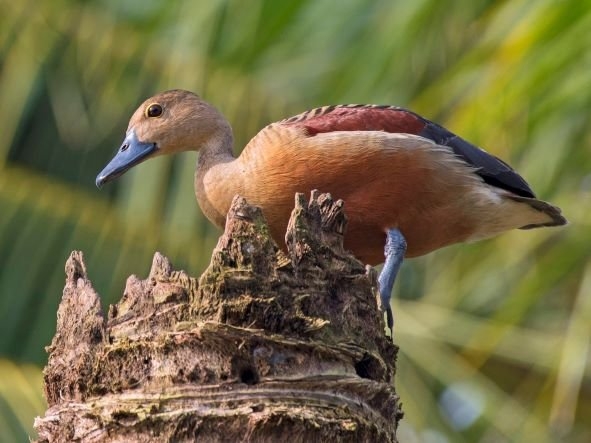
[120,143,129,152]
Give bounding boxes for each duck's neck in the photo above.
[196,122,235,170]
[194,123,245,228]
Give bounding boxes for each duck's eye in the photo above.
[145,103,163,118]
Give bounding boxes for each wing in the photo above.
[280,105,535,198]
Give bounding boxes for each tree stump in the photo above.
[35,191,401,442]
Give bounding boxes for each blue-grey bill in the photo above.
[95,130,157,187]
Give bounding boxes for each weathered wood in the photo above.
[35,192,401,442]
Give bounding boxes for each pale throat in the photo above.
[194,130,245,229]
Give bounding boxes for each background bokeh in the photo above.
[1,0,590,441]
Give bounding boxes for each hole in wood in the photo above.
[355,354,378,380]
[239,366,259,385]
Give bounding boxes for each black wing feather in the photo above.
[418,119,535,198]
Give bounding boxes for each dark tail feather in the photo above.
[507,196,568,229]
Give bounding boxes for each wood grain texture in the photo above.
[36,193,401,443]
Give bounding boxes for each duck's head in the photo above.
[96,89,228,187]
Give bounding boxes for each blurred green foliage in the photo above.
[1,0,589,441]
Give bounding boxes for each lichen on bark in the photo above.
[35,191,401,443]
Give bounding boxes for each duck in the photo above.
[96,89,567,333]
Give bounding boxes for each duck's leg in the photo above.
[377,228,407,334]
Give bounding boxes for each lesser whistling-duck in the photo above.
[96,89,567,332]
